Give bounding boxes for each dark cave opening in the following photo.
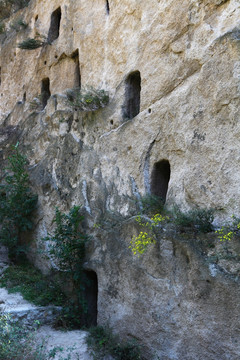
[48,7,61,43]
[123,70,141,120]
[151,159,171,204]
[83,270,98,327]
[41,78,51,109]
[71,49,81,88]
[106,0,110,14]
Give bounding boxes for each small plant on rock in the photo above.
[18,34,47,50]
[66,87,109,111]
[141,194,165,216]
[172,206,214,233]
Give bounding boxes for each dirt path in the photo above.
[0,245,94,360]
[35,326,93,360]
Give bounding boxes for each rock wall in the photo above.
[0,0,240,359]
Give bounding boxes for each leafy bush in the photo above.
[87,326,144,360]
[172,206,214,233]
[141,194,164,216]
[0,145,38,259]
[67,87,109,111]
[44,206,87,275]
[43,206,89,327]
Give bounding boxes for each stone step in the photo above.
[0,287,62,327]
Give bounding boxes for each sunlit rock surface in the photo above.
[0,1,240,359]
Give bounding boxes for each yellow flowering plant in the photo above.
[216,228,234,242]
[129,214,169,256]
[216,215,240,242]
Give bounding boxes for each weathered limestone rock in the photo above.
[0,0,240,359]
[90,221,240,359]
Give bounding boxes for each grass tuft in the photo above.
[0,260,66,307]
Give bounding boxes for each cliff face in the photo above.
[0,0,240,359]
[1,0,240,219]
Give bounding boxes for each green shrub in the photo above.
[87,326,144,360]
[44,206,87,275]
[43,206,89,327]
[66,87,109,111]
[18,35,46,50]
[0,145,38,259]
[172,206,214,233]
[141,194,164,216]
